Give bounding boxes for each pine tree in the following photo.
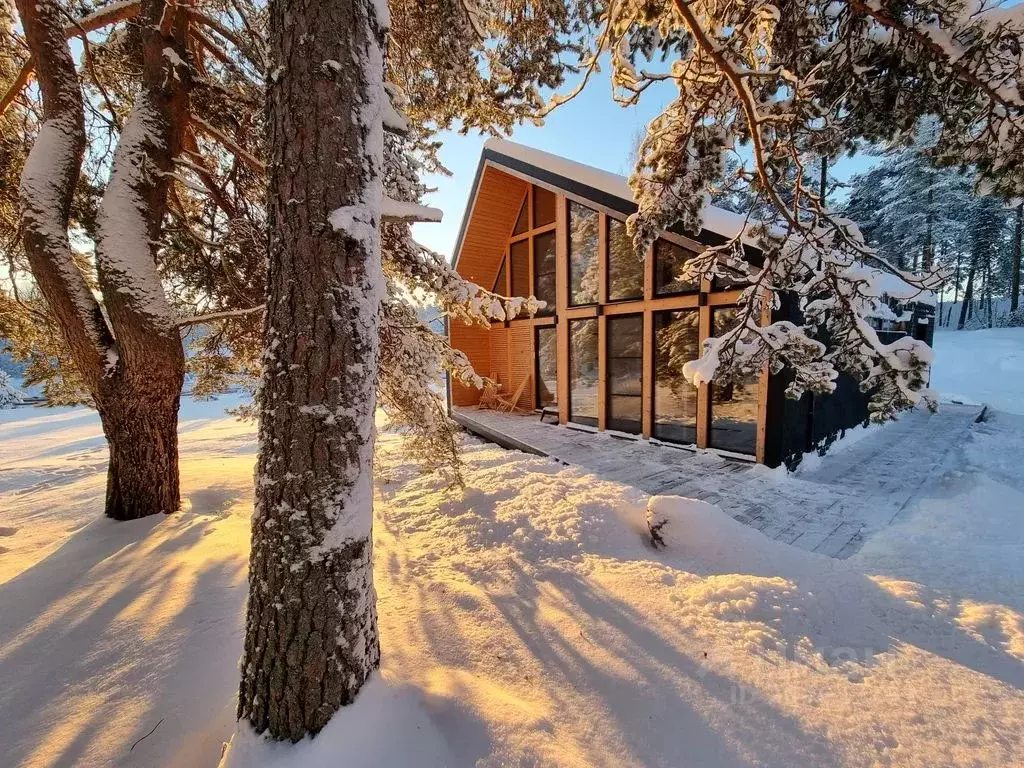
[591,0,1024,419]
[234,0,581,744]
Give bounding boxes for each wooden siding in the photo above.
[509,324,535,410]
[456,166,528,289]
[449,322,490,406]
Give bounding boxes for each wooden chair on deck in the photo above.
[477,372,503,409]
[494,374,531,413]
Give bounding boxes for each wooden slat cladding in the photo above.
[509,324,535,411]
[449,322,490,406]
[489,327,510,389]
[457,166,528,289]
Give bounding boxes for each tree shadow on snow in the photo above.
[0,511,248,767]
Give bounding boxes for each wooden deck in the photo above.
[453,403,984,559]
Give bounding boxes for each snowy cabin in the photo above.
[446,140,935,468]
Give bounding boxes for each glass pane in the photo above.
[533,231,556,316]
[569,203,599,306]
[653,310,699,445]
[654,239,699,295]
[510,240,530,299]
[607,315,643,433]
[535,326,557,407]
[607,219,643,301]
[533,186,556,227]
[493,257,507,295]
[512,196,529,235]
[709,307,758,454]
[569,319,598,426]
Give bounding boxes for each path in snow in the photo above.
[456,403,982,558]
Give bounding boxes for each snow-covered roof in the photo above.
[481,138,753,243]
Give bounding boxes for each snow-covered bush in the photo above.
[996,310,1024,328]
[0,370,24,408]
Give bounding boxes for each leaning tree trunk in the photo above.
[238,0,385,741]
[15,0,188,521]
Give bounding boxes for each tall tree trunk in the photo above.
[238,0,385,741]
[958,253,976,329]
[1012,202,1022,313]
[922,182,933,270]
[985,251,993,327]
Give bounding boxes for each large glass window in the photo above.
[493,257,507,295]
[607,315,643,433]
[512,196,529,235]
[569,203,599,306]
[533,186,556,227]
[607,218,643,301]
[654,239,699,296]
[653,310,700,445]
[510,240,529,299]
[535,326,557,407]
[569,318,598,426]
[533,231,556,315]
[709,307,758,454]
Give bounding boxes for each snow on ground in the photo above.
[2,345,1024,766]
[931,327,1024,414]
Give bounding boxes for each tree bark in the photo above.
[1012,202,1022,313]
[958,253,976,329]
[15,0,188,521]
[99,382,182,519]
[238,0,385,741]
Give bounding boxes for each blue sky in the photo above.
[413,78,877,258]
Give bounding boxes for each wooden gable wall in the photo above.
[449,165,528,406]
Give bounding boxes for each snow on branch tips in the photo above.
[584,0,1024,420]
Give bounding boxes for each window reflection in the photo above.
[533,186,556,227]
[512,196,528,235]
[654,239,699,295]
[569,203,599,306]
[569,318,598,426]
[533,231,555,315]
[709,307,758,454]
[607,315,643,433]
[653,310,700,445]
[535,326,557,407]
[608,219,643,301]
[510,240,529,299]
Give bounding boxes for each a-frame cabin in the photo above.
[446,140,933,468]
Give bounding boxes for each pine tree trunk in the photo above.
[958,254,976,329]
[16,0,189,521]
[238,0,385,742]
[1012,203,1022,313]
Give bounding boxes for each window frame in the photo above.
[605,313,644,434]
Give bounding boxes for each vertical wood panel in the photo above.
[510,324,534,411]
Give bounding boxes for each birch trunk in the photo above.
[237,0,385,741]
